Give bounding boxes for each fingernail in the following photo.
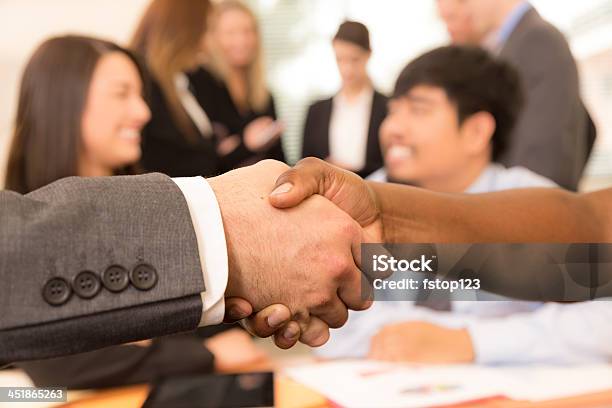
[266,311,286,328]
[270,182,293,196]
[283,325,299,340]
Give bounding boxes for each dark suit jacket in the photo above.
[229,96,286,169]
[302,90,387,178]
[0,174,205,365]
[140,73,220,178]
[141,67,284,178]
[497,7,596,190]
[190,67,286,172]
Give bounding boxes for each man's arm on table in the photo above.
[466,301,612,365]
[364,301,612,365]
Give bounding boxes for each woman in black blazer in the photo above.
[133,0,280,178]
[141,65,264,177]
[303,91,387,178]
[140,71,219,177]
[302,21,386,178]
[189,64,285,173]
[205,0,285,170]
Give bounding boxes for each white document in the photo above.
[494,364,612,401]
[284,360,503,408]
[284,360,612,407]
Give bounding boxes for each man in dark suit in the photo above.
[0,160,371,364]
[302,21,386,178]
[437,0,596,190]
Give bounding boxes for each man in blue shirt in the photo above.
[312,45,612,365]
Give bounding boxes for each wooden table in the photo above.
[58,376,612,408]
[54,347,612,408]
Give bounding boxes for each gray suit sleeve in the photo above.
[0,173,206,364]
[501,25,588,190]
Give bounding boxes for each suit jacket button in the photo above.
[73,271,101,299]
[130,263,158,291]
[102,265,129,292]
[43,277,71,306]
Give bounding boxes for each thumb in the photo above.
[268,157,329,208]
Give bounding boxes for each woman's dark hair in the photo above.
[5,35,147,194]
[393,45,524,161]
[333,21,371,52]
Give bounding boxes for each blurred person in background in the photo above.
[205,0,285,169]
[4,36,147,192]
[437,0,597,191]
[4,35,267,389]
[314,46,612,366]
[301,21,386,178]
[131,0,279,177]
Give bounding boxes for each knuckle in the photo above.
[298,156,323,167]
[327,254,352,280]
[354,298,372,311]
[279,169,297,182]
[339,218,356,236]
[292,309,310,326]
[259,158,286,169]
[258,159,291,175]
[338,219,360,242]
[328,308,349,329]
[310,293,334,311]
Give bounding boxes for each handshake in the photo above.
[207,158,384,349]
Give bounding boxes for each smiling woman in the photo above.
[4,35,149,193]
[79,50,151,177]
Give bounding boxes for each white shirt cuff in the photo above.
[173,176,228,326]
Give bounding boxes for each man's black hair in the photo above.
[393,45,524,160]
